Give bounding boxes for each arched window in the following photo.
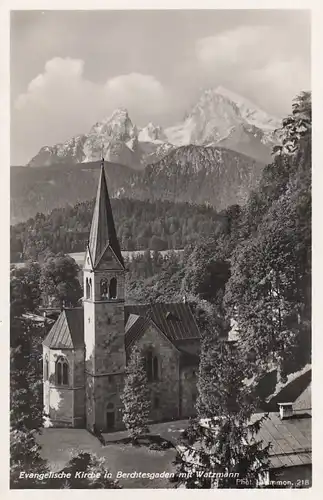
[89,278,92,299]
[100,280,108,299]
[55,357,69,386]
[109,277,117,299]
[106,402,115,431]
[153,356,158,381]
[44,355,49,381]
[146,350,153,382]
[86,278,90,299]
[145,350,158,382]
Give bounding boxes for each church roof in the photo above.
[44,302,200,354]
[124,314,150,349]
[88,161,124,269]
[124,302,201,344]
[43,308,84,349]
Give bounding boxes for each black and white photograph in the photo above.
[8,5,312,490]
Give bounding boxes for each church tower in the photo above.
[83,160,126,431]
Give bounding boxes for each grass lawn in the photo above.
[37,425,180,488]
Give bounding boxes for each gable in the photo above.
[43,308,84,349]
[83,247,94,271]
[127,318,179,356]
[95,245,124,271]
[125,302,201,343]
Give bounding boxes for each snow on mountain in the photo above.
[165,87,281,163]
[28,135,87,167]
[138,122,167,143]
[213,86,281,130]
[27,87,281,168]
[82,108,141,167]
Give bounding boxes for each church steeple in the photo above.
[88,159,124,269]
[83,158,126,432]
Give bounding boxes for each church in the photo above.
[42,161,201,431]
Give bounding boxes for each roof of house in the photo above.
[294,383,311,412]
[251,412,312,469]
[88,161,124,269]
[124,302,201,344]
[43,308,84,349]
[263,369,311,412]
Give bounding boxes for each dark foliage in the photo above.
[11,197,221,262]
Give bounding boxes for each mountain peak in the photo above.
[138,122,167,143]
[27,87,281,169]
[110,107,129,118]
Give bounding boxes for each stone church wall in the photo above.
[129,323,181,422]
[85,372,124,431]
[73,348,85,427]
[43,347,85,427]
[180,366,198,418]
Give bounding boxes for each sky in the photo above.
[11,9,311,165]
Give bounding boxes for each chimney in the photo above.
[278,402,294,419]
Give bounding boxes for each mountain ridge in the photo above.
[26,87,280,168]
[11,144,265,224]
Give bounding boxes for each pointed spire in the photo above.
[88,159,124,269]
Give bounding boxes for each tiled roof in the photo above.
[251,412,312,469]
[264,369,311,412]
[125,302,200,344]
[88,161,124,269]
[43,308,84,349]
[124,314,150,349]
[294,383,311,413]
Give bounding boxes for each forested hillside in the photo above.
[10,160,133,224]
[121,145,265,209]
[127,91,311,379]
[11,146,264,224]
[10,198,223,262]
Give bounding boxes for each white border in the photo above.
[1,1,321,499]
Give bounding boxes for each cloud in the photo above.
[13,58,167,163]
[195,25,310,116]
[196,26,271,69]
[105,73,166,114]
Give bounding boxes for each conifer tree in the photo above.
[121,345,151,443]
[59,452,121,489]
[224,91,311,377]
[173,322,270,488]
[10,428,50,488]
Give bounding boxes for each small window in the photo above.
[107,402,114,410]
[153,356,159,381]
[146,350,153,382]
[107,317,111,325]
[145,350,158,382]
[109,277,117,299]
[55,357,69,386]
[89,278,92,298]
[154,396,160,409]
[44,355,49,381]
[100,280,108,299]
